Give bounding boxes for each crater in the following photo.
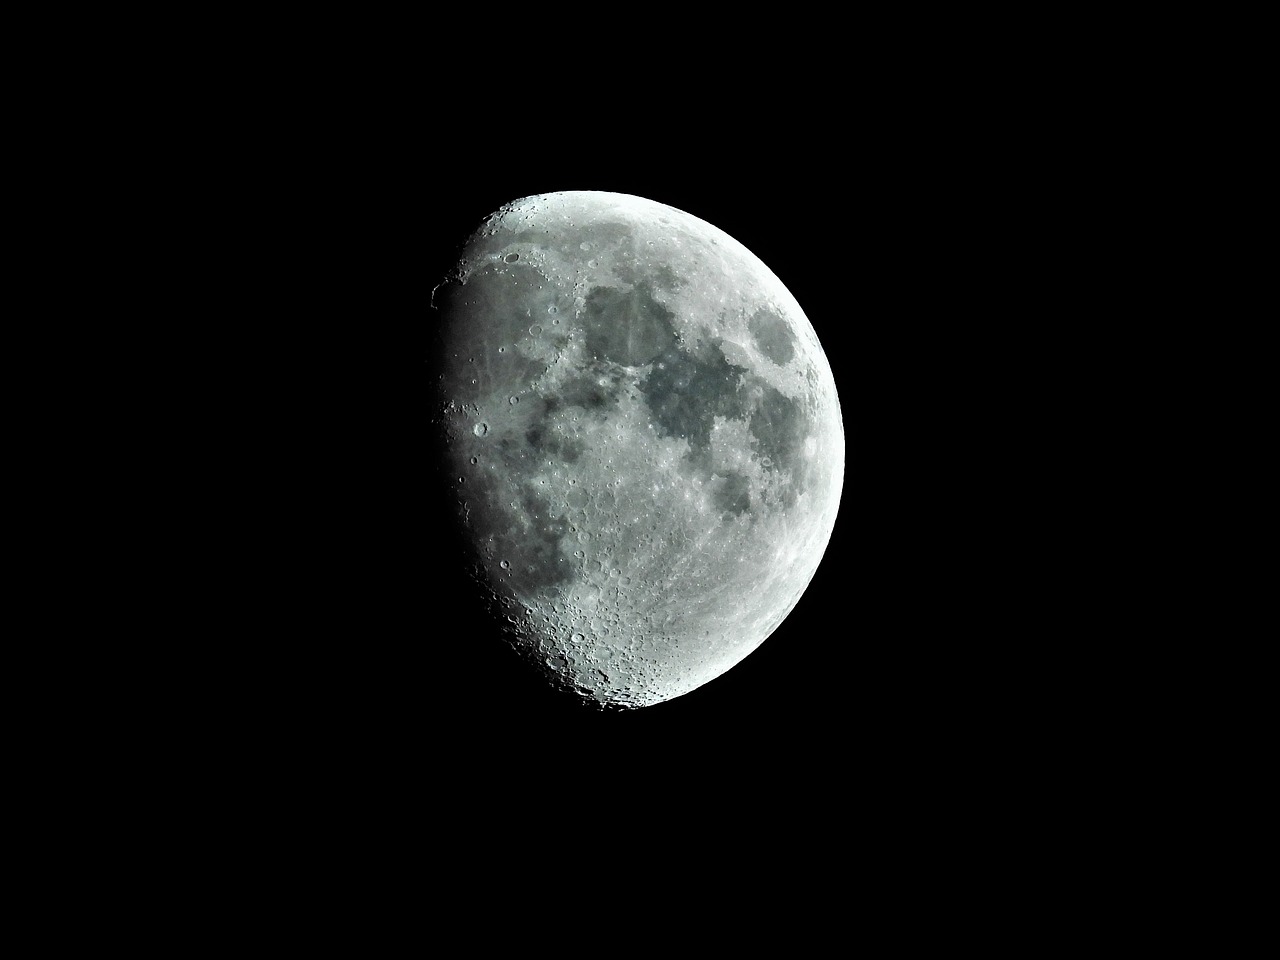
[748,307,796,366]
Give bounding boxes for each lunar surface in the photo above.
[429,191,843,708]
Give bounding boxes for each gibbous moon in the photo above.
[429,191,843,708]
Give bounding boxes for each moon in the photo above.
[429,191,843,709]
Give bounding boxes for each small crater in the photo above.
[473,422,489,437]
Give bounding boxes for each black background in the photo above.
[130,32,1143,910]
[235,110,1074,817]
[170,80,1105,881]
[109,34,1149,928]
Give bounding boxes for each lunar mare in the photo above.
[430,191,843,708]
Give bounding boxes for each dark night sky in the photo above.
[273,113,1070,815]
[171,44,1122,914]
